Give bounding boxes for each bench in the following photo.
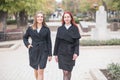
[79,21,96,32]
[0,29,23,41]
[0,32,5,41]
[5,32,23,40]
[108,22,120,31]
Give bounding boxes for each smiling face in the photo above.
[63,13,72,25]
[36,13,43,24]
[61,11,77,28]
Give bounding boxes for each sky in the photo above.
[56,0,62,3]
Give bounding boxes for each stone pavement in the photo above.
[0,31,120,80]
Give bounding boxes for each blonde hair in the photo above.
[32,11,47,29]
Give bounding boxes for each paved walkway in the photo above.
[0,32,120,80]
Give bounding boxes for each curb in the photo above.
[0,43,21,51]
[90,68,108,80]
[80,45,120,49]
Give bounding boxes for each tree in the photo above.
[0,0,11,31]
[103,0,120,12]
[62,0,80,15]
[0,0,56,29]
[79,0,91,13]
[112,0,120,26]
[104,0,120,19]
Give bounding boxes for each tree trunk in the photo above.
[0,10,7,32]
[14,12,20,28]
[19,10,28,27]
[117,11,120,29]
[0,10,8,40]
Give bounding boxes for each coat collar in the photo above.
[32,26,45,37]
[58,25,81,40]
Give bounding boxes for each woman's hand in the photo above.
[28,44,33,49]
[72,54,78,60]
[55,56,58,62]
[48,56,52,61]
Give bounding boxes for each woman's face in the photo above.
[64,13,71,24]
[36,13,43,24]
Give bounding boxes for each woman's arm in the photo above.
[47,28,52,56]
[53,37,60,56]
[23,27,30,48]
[72,39,79,60]
[74,39,79,56]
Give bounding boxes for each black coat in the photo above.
[53,25,81,71]
[23,26,52,70]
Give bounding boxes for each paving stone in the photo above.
[0,32,120,80]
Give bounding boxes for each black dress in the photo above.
[23,26,52,70]
[54,25,81,71]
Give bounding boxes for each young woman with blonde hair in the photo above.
[23,11,52,80]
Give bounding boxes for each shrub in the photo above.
[28,19,33,24]
[107,63,120,80]
[74,16,79,24]
[7,19,16,25]
[80,39,120,46]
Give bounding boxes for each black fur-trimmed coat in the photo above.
[53,25,81,71]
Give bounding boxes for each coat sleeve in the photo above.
[47,28,52,56]
[53,29,60,56]
[23,27,30,48]
[74,39,80,56]
[53,37,60,56]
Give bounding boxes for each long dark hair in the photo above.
[61,11,78,27]
[32,11,47,29]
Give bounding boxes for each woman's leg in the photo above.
[37,68,44,80]
[68,71,71,80]
[63,70,72,80]
[34,69,38,80]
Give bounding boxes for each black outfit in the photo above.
[54,25,81,71]
[23,26,52,70]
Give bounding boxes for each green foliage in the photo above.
[79,0,91,13]
[107,63,120,80]
[103,0,120,10]
[62,0,80,15]
[7,19,16,25]
[80,39,120,46]
[0,0,55,15]
[74,16,79,24]
[106,39,120,45]
[80,40,101,46]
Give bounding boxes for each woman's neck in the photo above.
[65,23,71,26]
[37,23,42,28]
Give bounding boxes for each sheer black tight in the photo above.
[63,70,71,80]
